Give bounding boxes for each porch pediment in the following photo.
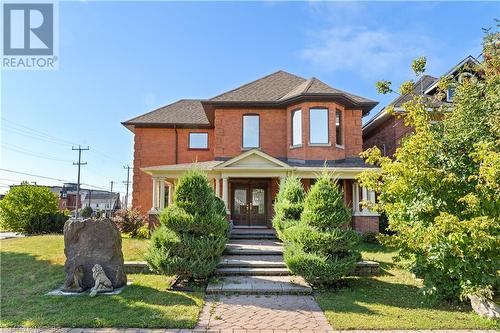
[215,149,291,170]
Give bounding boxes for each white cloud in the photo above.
[301,26,434,80]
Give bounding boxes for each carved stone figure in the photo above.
[62,265,84,292]
[63,218,127,291]
[89,264,114,297]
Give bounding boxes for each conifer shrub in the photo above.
[283,173,360,285]
[272,176,305,240]
[146,169,229,280]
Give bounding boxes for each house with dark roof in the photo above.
[363,56,481,156]
[123,70,380,232]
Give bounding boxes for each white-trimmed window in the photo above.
[309,108,329,144]
[446,87,455,102]
[189,132,208,149]
[292,109,302,146]
[242,114,260,148]
[335,109,343,146]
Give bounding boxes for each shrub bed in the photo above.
[146,169,229,280]
[283,173,361,285]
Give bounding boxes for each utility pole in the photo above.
[123,165,131,209]
[72,145,89,218]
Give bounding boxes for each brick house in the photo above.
[123,71,380,233]
[363,56,480,156]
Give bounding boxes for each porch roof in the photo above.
[140,149,379,179]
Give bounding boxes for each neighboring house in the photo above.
[81,190,121,216]
[363,56,481,156]
[123,70,380,232]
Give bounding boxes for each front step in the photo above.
[219,255,286,268]
[207,275,312,295]
[230,228,277,240]
[225,239,283,255]
[230,233,277,240]
[215,267,290,276]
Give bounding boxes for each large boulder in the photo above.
[63,218,127,291]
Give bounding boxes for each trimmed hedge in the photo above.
[146,169,229,280]
[272,176,305,240]
[25,212,70,234]
[283,172,361,285]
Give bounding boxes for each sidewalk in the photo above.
[1,329,498,332]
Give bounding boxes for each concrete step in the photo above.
[215,267,290,276]
[225,239,283,255]
[206,275,312,295]
[230,228,276,240]
[218,255,286,268]
[230,233,277,240]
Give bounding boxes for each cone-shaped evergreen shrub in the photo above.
[146,169,229,280]
[284,172,361,285]
[272,176,305,240]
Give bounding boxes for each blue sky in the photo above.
[1,1,497,196]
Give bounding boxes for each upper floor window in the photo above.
[292,109,302,146]
[242,114,260,148]
[446,86,455,102]
[335,109,343,146]
[189,132,208,149]
[309,108,329,144]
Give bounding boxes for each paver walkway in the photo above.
[196,294,332,331]
[2,328,497,332]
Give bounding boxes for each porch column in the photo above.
[167,183,173,205]
[215,176,221,198]
[361,186,369,213]
[222,176,229,212]
[279,175,286,188]
[352,182,360,213]
[159,177,166,210]
[151,177,159,211]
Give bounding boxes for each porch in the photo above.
[142,149,379,232]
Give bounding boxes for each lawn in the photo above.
[315,243,499,330]
[0,235,204,328]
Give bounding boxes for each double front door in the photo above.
[231,181,267,227]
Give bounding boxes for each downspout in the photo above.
[174,125,178,164]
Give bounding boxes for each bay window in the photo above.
[309,108,329,144]
[292,109,302,146]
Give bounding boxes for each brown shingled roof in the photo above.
[122,99,211,129]
[210,70,306,102]
[123,70,378,130]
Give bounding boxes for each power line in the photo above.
[2,143,73,163]
[2,117,125,164]
[0,168,108,190]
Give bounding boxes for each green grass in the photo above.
[315,242,499,329]
[0,235,204,328]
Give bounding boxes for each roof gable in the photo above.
[215,149,291,169]
[210,70,306,102]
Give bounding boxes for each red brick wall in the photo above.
[132,127,214,214]
[132,102,366,214]
[352,215,379,233]
[214,108,288,159]
[363,114,413,157]
[285,102,363,161]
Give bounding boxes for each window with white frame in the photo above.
[242,114,260,148]
[292,109,302,146]
[335,109,343,146]
[189,132,208,149]
[309,108,329,144]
